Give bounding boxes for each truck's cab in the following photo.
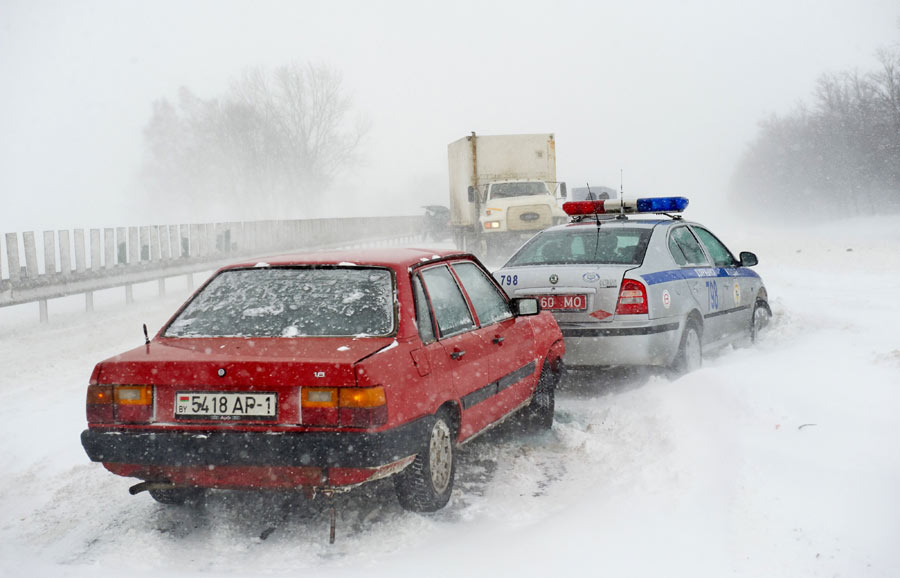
[471,179,567,256]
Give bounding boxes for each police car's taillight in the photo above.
[616,279,649,315]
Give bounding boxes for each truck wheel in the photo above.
[148,487,205,506]
[394,409,456,512]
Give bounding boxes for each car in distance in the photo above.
[81,249,565,512]
[493,197,769,373]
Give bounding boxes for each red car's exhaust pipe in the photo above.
[128,481,175,495]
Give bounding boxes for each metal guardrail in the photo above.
[1,216,424,321]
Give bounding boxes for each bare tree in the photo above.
[731,41,900,218]
[141,63,368,220]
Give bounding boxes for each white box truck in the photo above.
[448,132,566,258]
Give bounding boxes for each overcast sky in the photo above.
[1,0,898,231]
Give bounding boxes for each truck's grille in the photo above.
[508,205,553,231]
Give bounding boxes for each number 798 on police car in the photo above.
[498,274,518,287]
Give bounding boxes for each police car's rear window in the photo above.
[164,267,395,337]
[505,228,652,266]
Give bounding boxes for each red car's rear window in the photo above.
[164,267,395,338]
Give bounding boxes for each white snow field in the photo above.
[1,216,899,578]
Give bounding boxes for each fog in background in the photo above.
[1,0,899,232]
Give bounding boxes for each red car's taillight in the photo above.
[114,385,154,423]
[339,387,388,428]
[86,384,114,423]
[616,279,649,315]
[301,386,387,428]
[86,384,154,424]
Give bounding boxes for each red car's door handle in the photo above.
[492,336,505,345]
[450,349,466,360]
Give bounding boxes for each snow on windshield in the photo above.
[165,268,394,337]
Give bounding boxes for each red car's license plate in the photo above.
[535,294,587,311]
[175,392,277,421]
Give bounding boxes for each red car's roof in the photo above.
[223,247,469,270]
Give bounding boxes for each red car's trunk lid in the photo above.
[96,337,396,387]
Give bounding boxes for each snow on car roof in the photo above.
[221,248,468,270]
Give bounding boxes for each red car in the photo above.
[81,249,565,512]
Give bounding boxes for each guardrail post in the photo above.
[125,283,134,304]
[43,231,57,276]
[23,232,38,279]
[59,230,71,276]
[129,227,140,264]
[90,229,101,271]
[104,229,115,269]
[5,233,20,283]
[74,229,86,274]
[39,299,48,323]
[160,225,171,260]
[140,226,150,261]
[158,277,166,297]
[179,224,190,258]
[150,226,159,262]
[86,291,94,312]
[116,227,127,266]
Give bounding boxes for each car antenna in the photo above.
[586,182,602,228]
[617,169,627,220]
[143,323,150,345]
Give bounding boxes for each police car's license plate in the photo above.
[536,294,587,311]
[175,392,277,420]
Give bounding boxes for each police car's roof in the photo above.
[545,218,690,232]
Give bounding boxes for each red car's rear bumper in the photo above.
[81,416,431,489]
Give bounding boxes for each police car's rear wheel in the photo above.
[670,322,702,376]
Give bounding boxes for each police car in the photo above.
[493,197,770,373]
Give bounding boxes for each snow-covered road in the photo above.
[2,217,898,578]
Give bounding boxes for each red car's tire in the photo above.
[394,409,456,512]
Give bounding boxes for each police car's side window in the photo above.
[691,227,739,267]
[451,261,512,327]
[412,275,436,343]
[420,265,476,338]
[668,234,688,266]
[670,227,709,266]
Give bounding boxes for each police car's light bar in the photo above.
[562,196,689,216]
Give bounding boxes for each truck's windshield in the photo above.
[489,182,550,199]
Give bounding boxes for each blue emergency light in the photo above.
[635,197,690,213]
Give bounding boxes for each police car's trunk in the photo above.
[510,265,633,324]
